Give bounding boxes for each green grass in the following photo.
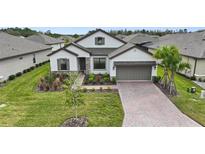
[0,64,124,127]
[158,66,205,126]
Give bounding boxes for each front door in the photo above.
[79,58,86,71]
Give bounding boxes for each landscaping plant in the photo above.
[154,45,190,95]
[63,74,84,119]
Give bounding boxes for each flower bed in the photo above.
[37,73,77,92]
[83,73,116,85]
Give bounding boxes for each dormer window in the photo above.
[95,37,105,45]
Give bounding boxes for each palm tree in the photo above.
[154,46,170,88]
[154,45,190,95]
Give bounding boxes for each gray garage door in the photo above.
[116,65,152,80]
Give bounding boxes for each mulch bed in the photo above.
[61,117,88,127]
[155,83,172,98]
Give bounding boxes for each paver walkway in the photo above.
[117,82,201,127]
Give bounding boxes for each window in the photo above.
[57,58,70,71]
[95,37,105,45]
[94,58,106,69]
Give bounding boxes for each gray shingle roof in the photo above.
[147,31,205,59]
[123,33,159,44]
[0,32,52,60]
[27,33,64,45]
[86,48,117,56]
[108,43,136,58]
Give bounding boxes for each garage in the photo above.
[116,65,152,80]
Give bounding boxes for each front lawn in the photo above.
[0,64,124,127]
[158,66,205,126]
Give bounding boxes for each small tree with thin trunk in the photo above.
[63,73,84,119]
[154,46,170,88]
[154,45,190,96]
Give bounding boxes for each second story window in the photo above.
[95,37,105,45]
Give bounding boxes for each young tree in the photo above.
[154,46,171,88]
[166,46,190,95]
[63,74,84,118]
[154,45,190,95]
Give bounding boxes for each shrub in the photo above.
[103,76,110,82]
[30,66,35,70]
[198,78,202,82]
[35,64,39,67]
[153,76,161,83]
[91,88,95,92]
[203,79,205,82]
[190,76,196,80]
[88,74,95,83]
[8,75,15,80]
[103,73,109,78]
[52,78,61,90]
[16,72,22,77]
[111,77,116,84]
[82,87,87,93]
[26,68,31,72]
[95,74,101,82]
[23,69,27,74]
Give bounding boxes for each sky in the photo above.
[29,27,205,35]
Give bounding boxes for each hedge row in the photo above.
[7,60,49,81]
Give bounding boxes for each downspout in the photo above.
[193,58,198,77]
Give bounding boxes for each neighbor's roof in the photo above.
[108,43,136,58]
[27,33,64,45]
[147,31,205,59]
[123,33,159,45]
[0,32,52,60]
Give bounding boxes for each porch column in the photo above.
[85,57,91,74]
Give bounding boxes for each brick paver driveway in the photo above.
[117,82,201,127]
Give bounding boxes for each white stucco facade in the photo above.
[49,29,157,81]
[109,47,157,77]
[66,45,90,57]
[77,31,124,48]
[195,59,205,79]
[49,50,78,72]
[0,49,51,80]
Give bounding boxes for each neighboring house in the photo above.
[115,34,127,40]
[146,32,205,79]
[123,33,159,46]
[58,35,76,43]
[0,32,52,80]
[27,33,64,51]
[48,29,157,81]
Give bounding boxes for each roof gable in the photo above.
[74,29,126,44]
[109,43,153,59]
[47,47,78,57]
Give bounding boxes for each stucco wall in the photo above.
[195,59,205,79]
[90,56,109,74]
[49,50,78,72]
[77,31,124,48]
[0,49,51,80]
[109,47,157,77]
[180,55,196,77]
[66,45,90,57]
